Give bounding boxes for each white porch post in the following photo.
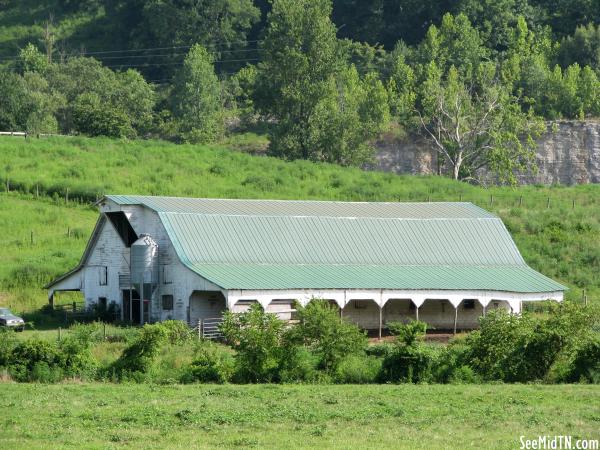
[448,298,463,335]
[453,306,458,335]
[378,305,383,339]
[411,297,426,322]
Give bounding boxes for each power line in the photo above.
[103,57,260,69]
[0,40,262,61]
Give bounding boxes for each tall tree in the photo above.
[255,0,389,165]
[172,44,224,143]
[417,64,544,183]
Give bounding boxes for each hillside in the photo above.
[0,135,598,312]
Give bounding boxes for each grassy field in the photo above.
[0,383,598,449]
[0,135,598,313]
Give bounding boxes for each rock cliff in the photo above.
[374,121,600,185]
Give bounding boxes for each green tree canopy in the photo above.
[171,44,224,143]
[255,0,389,166]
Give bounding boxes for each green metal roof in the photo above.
[104,195,567,293]
[183,264,564,292]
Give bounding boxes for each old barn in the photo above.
[46,195,566,335]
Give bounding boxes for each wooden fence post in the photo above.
[198,319,202,340]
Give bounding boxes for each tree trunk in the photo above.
[452,153,463,180]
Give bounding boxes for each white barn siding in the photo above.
[82,219,128,308]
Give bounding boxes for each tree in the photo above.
[417,64,544,184]
[255,0,389,166]
[220,303,285,382]
[171,44,224,143]
[46,57,155,136]
[285,299,367,372]
[105,0,260,79]
[17,43,48,75]
[0,71,29,131]
[22,72,64,135]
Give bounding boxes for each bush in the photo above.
[379,320,438,383]
[549,334,600,383]
[158,320,193,344]
[465,304,599,382]
[181,341,235,384]
[220,304,286,383]
[9,339,64,382]
[278,346,321,383]
[58,327,98,379]
[0,328,18,367]
[380,343,439,383]
[110,324,167,378]
[334,354,382,384]
[286,299,367,372]
[433,340,476,383]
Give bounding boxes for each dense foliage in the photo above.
[1,302,598,384]
[2,0,600,178]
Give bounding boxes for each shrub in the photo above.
[334,354,382,384]
[58,327,98,379]
[9,339,64,382]
[387,320,427,346]
[549,334,600,383]
[433,340,475,383]
[158,320,193,344]
[278,346,321,383]
[181,341,235,384]
[0,328,18,367]
[466,304,599,382]
[110,324,167,378]
[286,299,367,372]
[220,304,286,383]
[380,343,439,383]
[380,320,438,383]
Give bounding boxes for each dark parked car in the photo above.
[0,308,25,331]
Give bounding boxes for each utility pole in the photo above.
[42,14,55,63]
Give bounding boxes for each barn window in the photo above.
[463,300,476,310]
[162,265,173,284]
[162,295,174,310]
[353,301,368,310]
[99,266,108,285]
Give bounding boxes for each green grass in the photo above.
[0,383,598,449]
[0,1,104,61]
[0,135,598,314]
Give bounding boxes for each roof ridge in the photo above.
[158,211,500,221]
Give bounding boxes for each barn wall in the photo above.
[121,205,223,323]
[82,218,128,309]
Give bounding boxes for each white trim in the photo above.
[223,288,563,311]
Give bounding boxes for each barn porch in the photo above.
[224,289,564,337]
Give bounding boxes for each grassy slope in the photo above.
[1,383,599,449]
[0,135,599,311]
[0,1,104,60]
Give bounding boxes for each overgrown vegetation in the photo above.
[2,1,600,179]
[1,302,598,385]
